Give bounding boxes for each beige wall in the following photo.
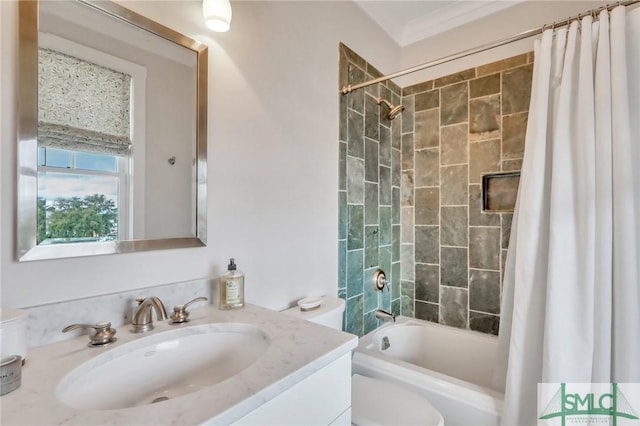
[0,0,619,311]
[0,0,399,309]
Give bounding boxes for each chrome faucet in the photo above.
[375,309,396,323]
[131,296,168,333]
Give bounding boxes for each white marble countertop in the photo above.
[0,303,357,425]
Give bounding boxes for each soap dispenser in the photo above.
[219,258,245,309]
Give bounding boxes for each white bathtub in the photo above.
[351,317,504,426]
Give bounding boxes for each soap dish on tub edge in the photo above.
[297,297,322,312]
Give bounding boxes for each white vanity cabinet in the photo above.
[231,353,352,425]
[1,304,357,426]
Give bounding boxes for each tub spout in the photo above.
[375,309,396,323]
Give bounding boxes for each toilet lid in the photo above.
[351,374,444,426]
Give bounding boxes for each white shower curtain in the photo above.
[496,5,640,425]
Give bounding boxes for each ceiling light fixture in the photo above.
[203,0,232,32]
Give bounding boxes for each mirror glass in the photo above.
[17,0,208,261]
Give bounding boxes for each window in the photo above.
[35,35,147,245]
[37,147,129,244]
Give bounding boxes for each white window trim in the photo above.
[38,32,147,240]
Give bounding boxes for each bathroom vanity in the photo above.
[0,304,357,425]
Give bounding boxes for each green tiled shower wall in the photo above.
[339,43,533,337]
[338,44,402,337]
[400,53,534,335]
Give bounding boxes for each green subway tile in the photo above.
[364,226,379,269]
[365,95,380,140]
[434,68,475,88]
[415,301,439,323]
[401,170,414,207]
[347,109,364,158]
[503,112,528,160]
[415,263,439,303]
[469,311,499,335]
[364,267,379,313]
[415,226,439,264]
[380,246,392,280]
[469,139,501,184]
[401,244,415,281]
[364,183,379,225]
[415,89,439,111]
[469,269,501,314]
[347,204,364,250]
[403,80,434,96]
[402,133,414,171]
[364,310,378,335]
[469,95,501,141]
[365,138,379,182]
[379,167,392,206]
[339,94,348,142]
[379,207,392,246]
[339,142,347,191]
[338,239,347,289]
[415,109,440,149]
[440,82,468,126]
[347,156,364,204]
[401,281,415,317]
[415,187,439,225]
[392,118,401,150]
[338,287,346,300]
[470,73,500,98]
[414,149,439,187]
[441,124,468,165]
[392,225,401,262]
[402,96,414,133]
[391,298,401,317]
[392,187,401,224]
[440,164,468,206]
[346,295,364,336]
[379,125,392,167]
[440,287,468,329]
[502,64,533,115]
[440,206,468,247]
[380,283,391,311]
[469,227,500,270]
[338,191,347,240]
[346,249,364,297]
[441,247,468,287]
[392,149,401,187]
[391,261,401,300]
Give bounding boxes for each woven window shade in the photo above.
[38,48,132,155]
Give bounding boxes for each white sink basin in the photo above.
[56,323,270,411]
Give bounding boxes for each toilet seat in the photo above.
[351,374,445,426]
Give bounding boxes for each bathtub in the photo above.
[351,317,504,426]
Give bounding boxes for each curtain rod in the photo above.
[340,0,639,95]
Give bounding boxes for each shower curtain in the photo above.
[496,5,640,425]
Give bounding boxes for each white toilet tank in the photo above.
[281,296,345,330]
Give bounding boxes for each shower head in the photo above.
[376,97,405,120]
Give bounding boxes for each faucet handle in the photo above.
[62,321,117,347]
[170,297,208,324]
[373,269,389,291]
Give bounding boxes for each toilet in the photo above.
[283,296,445,426]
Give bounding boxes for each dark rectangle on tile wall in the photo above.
[483,172,520,212]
